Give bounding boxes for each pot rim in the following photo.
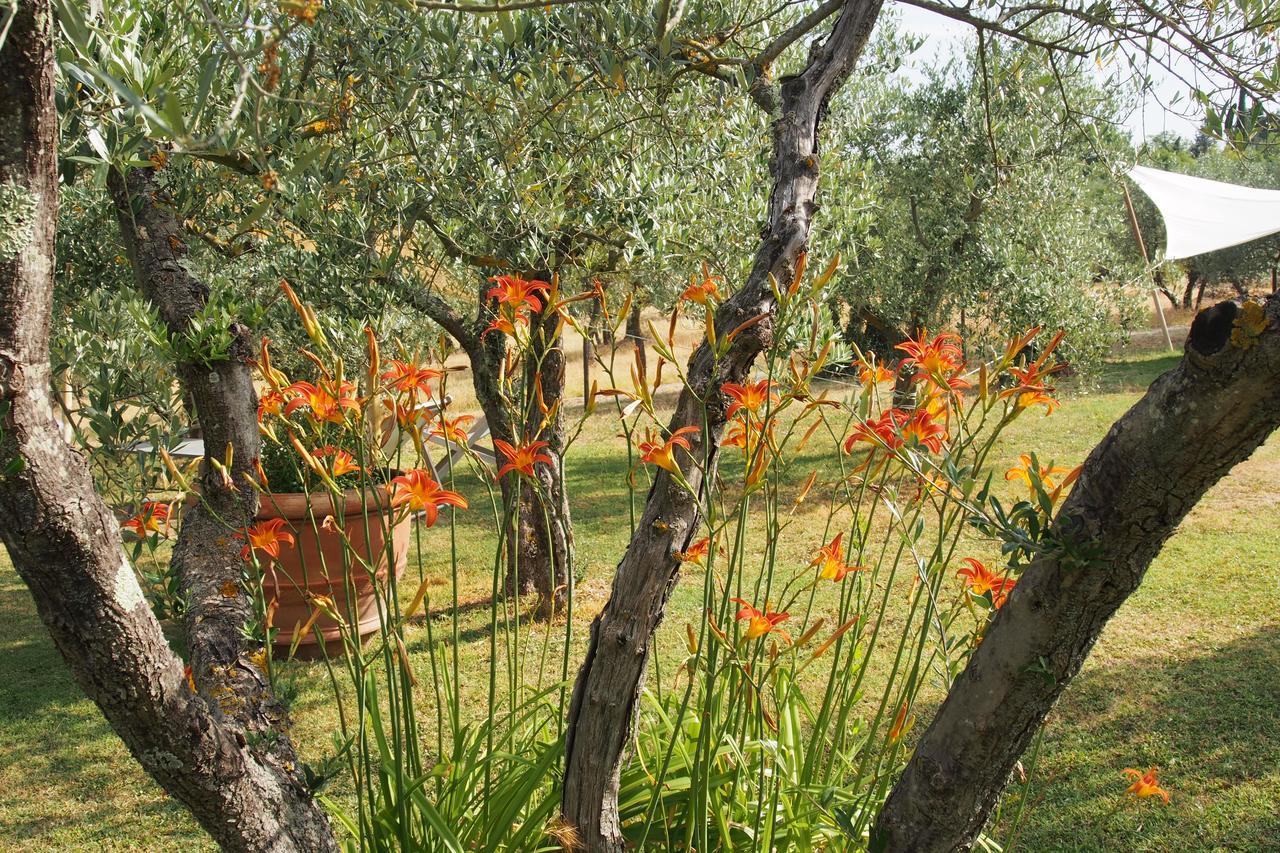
[184,485,397,521]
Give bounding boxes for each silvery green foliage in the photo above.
[815,36,1143,376]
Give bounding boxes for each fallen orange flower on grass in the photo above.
[239,518,296,561]
[391,469,468,526]
[731,598,790,642]
[957,557,1016,609]
[1122,767,1170,804]
[494,437,554,479]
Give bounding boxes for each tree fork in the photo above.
[561,1,885,847]
[873,294,1280,851]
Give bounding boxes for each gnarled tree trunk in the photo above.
[561,1,885,847]
[872,294,1280,851]
[515,296,573,613]
[0,7,335,850]
[409,282,571,612]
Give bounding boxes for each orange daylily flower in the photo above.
[1005,454,1076,496]
[390,469,468,526]
[1001,325,1042,366]
[494,437,553,479]
[731,598,790,642]
[385,399,424,430]
[257,390,286,423]
[639,426,700,476]
[313,445,361,477]
[857,359,894,385]
[482,314,522,338]
[896,330,964,378]
[431,414,476,444]
[676,537,714,566]
[1001,330,1066,414]
[1122,767,1170,804]
[1011,386,1059,415]
[680,264,722,305]
[283,379,359,424]
[720,420,751,451]
[382,360,442,396]
[899,409,946,454]
[122,501,171,538]
[720,417,775,454]
[488,275,551,312]
[239,518,296,561]
[810,532,863,582]
[722,379,778,420]
[843,408,910,454]
[957,557,1016,608]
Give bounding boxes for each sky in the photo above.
[893,4,1204,143]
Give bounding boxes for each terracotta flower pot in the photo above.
[256,487,411,659]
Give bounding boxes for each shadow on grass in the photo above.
[1009,623,1280,852]
[0,574,204,847]
[1090,353,1183,395]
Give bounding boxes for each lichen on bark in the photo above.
[0,180,38,262]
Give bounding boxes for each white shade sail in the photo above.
[1128,165,1280,261]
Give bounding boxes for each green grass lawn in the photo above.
[2,350,1278,851]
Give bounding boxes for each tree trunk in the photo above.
[1153,267,1178,309]
[872,294,1280,852]
[108,166,286,736]
[410,285,572,613]
[625,300,646,380]
[1182,267,1198,308]
[0,8,335,850]
[515,297,572,614]
[561,1,885,847]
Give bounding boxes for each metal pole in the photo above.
[1122,181,1175,352]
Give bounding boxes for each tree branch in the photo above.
[894,0,1089,57]
[752,0,846,71]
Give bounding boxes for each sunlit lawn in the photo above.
[2,349,1278,850]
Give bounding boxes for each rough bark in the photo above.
[515,298,573,612]
[872,294,1280,852]
[107,166,323,769]
[625,301,646,379]
[0,7,334,850]
[561,1,885,847]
